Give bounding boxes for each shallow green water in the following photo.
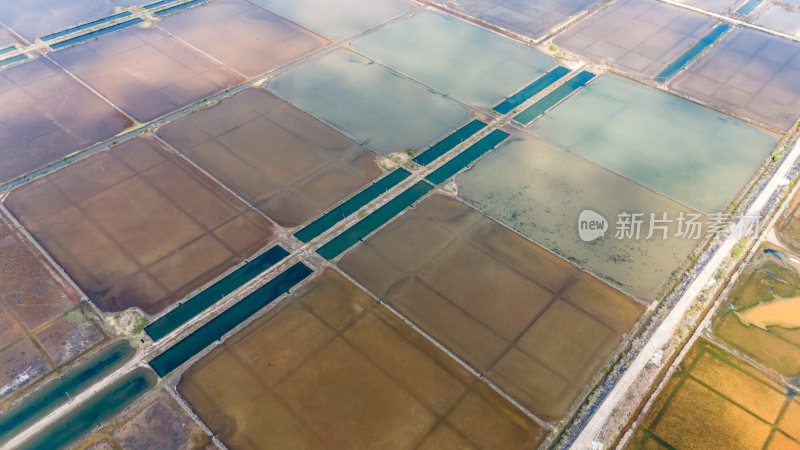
[352,11,557,107]
[268,49,472,155]
[458,133,700,300]
[0,340,134,446]
[529,74,779,212]
[18,367,156,450]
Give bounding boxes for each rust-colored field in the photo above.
[632,339,799,449]
[0,58,131,184]
[0,213,105,403]
[76,388,211,450]
[50,26,243,122]
[158,88,381,228]
[4,136,277,315]
[338,194,644,422]
[158,0,328,78]
[179,269,546,448]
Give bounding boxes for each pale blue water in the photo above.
[268,50,472,155]
[250,0,414,39]
[352,11,558,108]
[529,74,780,212]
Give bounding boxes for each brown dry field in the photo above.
[76,388,212,450]
[157,0,328,78]
[4,135,278,315]
[179,269,546,449]
[631,339,800,449]
[50,26,243,122]
[775,191,800,256]
[0,213,106,404]
[338,194,644,422]
[0,58,132,184]
[158,87,382,228]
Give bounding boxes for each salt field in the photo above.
[529,74,779,212]
[2,0,800,447]
[268,49,472,155]
[353,11,558,108]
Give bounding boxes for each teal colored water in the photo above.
[49,18,143,50]
[426,130,510,185]
[514,70,595,125]
[18,367,156,450]
[458,133,700,300]
[736,0,762,14]
[145,246,290,341]
[0,46,14,56]
[148,262,313,376]
[529,74,780,212]
[40,11,132,41]
[154,0,208,17]
[317,181,433,260]
[413,120,486,166]
[352,11,558,107]
[267,49,471,155]
[0,341,134,445]
[294,169,411,243]
[654,24,731,84]
[494,66,570,114]
[249,0,413,39]
[0,53,27,68]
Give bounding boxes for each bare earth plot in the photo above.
[179,269,546,449]
[158,88,382,228]
[4,136,278,315]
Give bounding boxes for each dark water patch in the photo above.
[148,262,313,376]
[18,367,156,450]
[145,246,290,341]
[425,130,510,185]
[0,341,134,445]
[40,11,133,41]
[49,18,144,50]
[295,169,411,243]
[493,66,570,114]
[513,71,595,125]
[413,120,486,166]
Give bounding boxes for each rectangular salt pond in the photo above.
[513,71,595,125]
[430,0,601,40]
[632,340,800,449]
[529,74,779,212]
[0,341,133,446]
[267,49,472,155]
[0,0,120,41]
[18,367,156,450]
[554,0,718,79]
[5,136,278,315]
[294,169,411,243]
[493,67,570,114]
[50,25,242,122]
[157,88,382,228]
[145,246,289,341]
[149,262,313,376]
[0,58,132,184]
[157,0,328,78]
[670,27,800,131]
[338,194,644,421]
[425,130,510,185]
[672,0,739,12]
[754,4,800,36]
[317,181,433,260]
[413,120,486,166]
[249,0,414,40]
[457,133,701,301]
[352,11,559,108]
[178,270,547,448]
